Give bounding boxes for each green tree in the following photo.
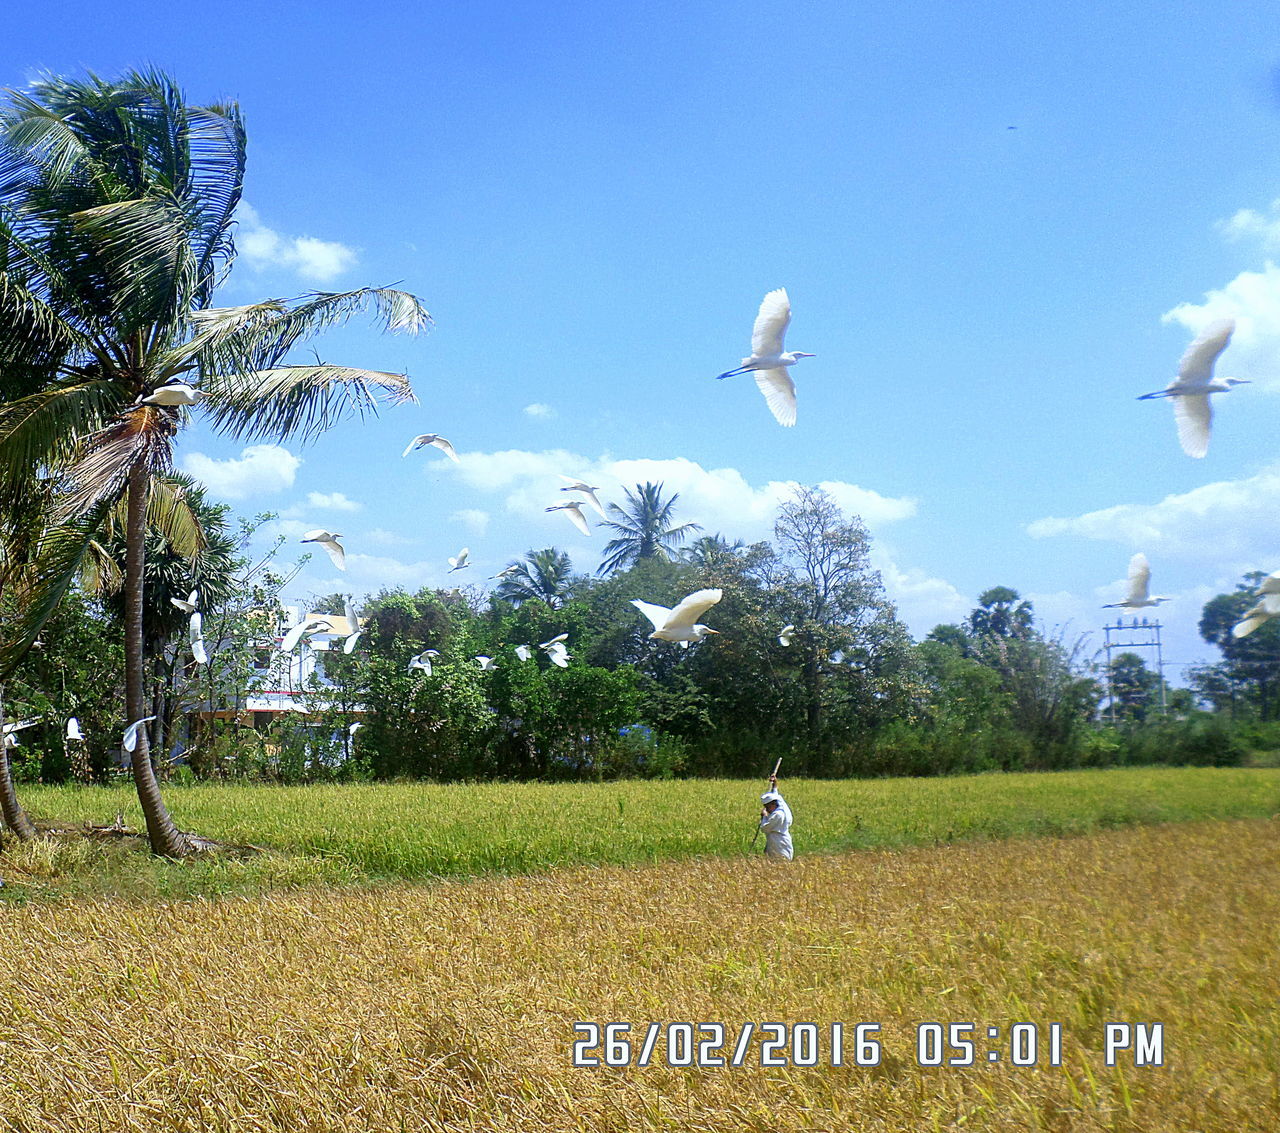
[598,482,701,575]
[967,587,1035,639]
[1198,572,1280,720]
[769,485,912,769]
[0,71,430,854]
[1107,651,1160,722]
[495,547,573,608]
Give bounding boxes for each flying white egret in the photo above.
[66,717,83,741]
[558,475,608,518]
[141,380,205,406]
[279,617,334,653]
[348,721,363,737]
[492,564,521,580]
[1103,553,1170,609]
[515,644,533,661]
[170,588,199,614]
[715,288,812,427]
[448,548,471,572]
[342,596,364,654]
[539,633,569,651]
[189,612,208,665]
[1138,318,1247,458]
[475,655,496,671]
[546,500,591,537]
[122,716,158,753]
[402,433,460,462]
[301,530,346,571]
[545,641,570,668]
[1232,571,1280,638]
[778,624,795,647]
[408,649,440,675]
[631,588,723,643]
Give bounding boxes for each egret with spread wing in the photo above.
[715,288,813,427]
[631,588,723,644]
[301,530,345,571]
[402,433,460,462]
[1138,319,1247,458]
[1103,553,1170,609]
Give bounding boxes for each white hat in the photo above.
[761,791,781,804]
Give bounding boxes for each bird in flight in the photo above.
[631,588,723,645]
[141,379,205,406]
[778,624,795,647]
[546,500,591,537]
[408,649,440,675]
[1233,571,1280,638]
[279,617,333,653]
[301,530,346,571]
[170,588,199,614]
[716,288,813,427]
[402,433,460,462]
[1102,553,1170,609]
[1138,318,1247,458]
[448,548,471,572]
[122,716,158,753]
[558,475,607,518]
[189,612,208,665]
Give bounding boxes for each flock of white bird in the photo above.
[1112,316,1278,642]
[84,294,1276,750]
[258,288,824,691]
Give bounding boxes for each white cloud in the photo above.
[181,444,300,500]
[1162,263,1280,384]
[1216,199,1280,252]
[1027,461,1280,559]
[872,550,970,635]
[237,203,357,284]
[451,508,491,535]
[307,491,362,512]
[445,448,917,540]
[365,527,415,547]
[523,403,556,419]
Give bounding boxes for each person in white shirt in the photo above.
[758,774,793,860]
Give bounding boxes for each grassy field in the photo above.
[11,767,1280,892]
[0,818,1274,1131]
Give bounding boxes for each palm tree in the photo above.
[680,534,746,569]
[0,71,431,855]
[597,482,701,575]
[495,548,573,608]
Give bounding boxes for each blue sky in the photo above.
[7,1,1280,680]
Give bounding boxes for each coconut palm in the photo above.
[597,481,701,576]
[680,534,746,569]
[0,71,431,855]
[495,548,573,608]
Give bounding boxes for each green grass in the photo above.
[6,767,1277,902]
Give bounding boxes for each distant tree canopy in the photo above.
[1195,571,1280,720]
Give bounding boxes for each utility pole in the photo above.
[1102,617,1167,722]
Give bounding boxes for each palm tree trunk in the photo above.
[0,683,38,840]
[124,465,189,857]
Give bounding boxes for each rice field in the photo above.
[15,766,1280,887]
[0,818,1275,1131]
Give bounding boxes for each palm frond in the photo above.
[0,499,114,678]
[201,363,416,444]
[143,474,206,559]
[191,287,432,375]
[54,406,174,522]
[0,379,127,475]
[71,195,196,327]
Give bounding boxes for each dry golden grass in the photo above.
[1,819,1276,1131]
